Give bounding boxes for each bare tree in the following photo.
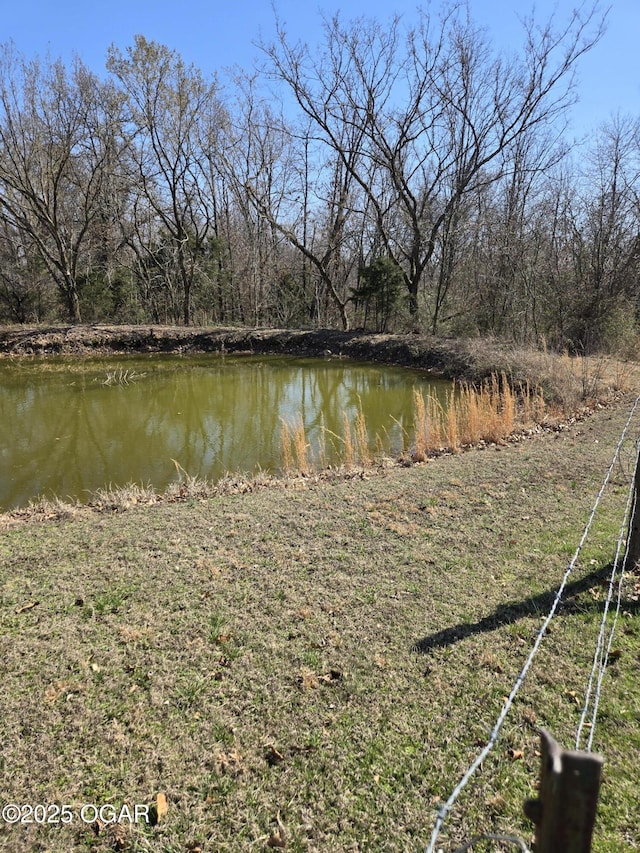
[0,213,53,321]
[107,36,224,325]
[579,115,640,343]
[263,4,605,327]
[222,71,361,329]
[0,45,124,322]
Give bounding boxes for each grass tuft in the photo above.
[280,415,311,474]
[411,373,545,457]
[101,367,146,386]
[91,482,158,511]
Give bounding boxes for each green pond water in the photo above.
[0,353,450,510]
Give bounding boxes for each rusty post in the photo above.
[523,729,603,852]
[624,440,640,571]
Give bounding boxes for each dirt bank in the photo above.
[3,323,636,412]
[0,324,515,382]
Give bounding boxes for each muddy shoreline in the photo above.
[0,324,485,379]
[3,323,634,413]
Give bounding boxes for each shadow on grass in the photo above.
[413,563,640,654]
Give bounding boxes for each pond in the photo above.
[0,353,450,510]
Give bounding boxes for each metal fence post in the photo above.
[523,729,603,852]
[624,439,640,571]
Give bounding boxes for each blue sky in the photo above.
[2,0,638,140]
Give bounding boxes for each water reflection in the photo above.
[0,354,448,509]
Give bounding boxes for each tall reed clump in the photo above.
[520,379,546,426]
[280,415,311,475]
[412,373,543,457]
[280,399,373,475]
[280,374,544,474]
[412,391,444,461]
[342,402,372,468]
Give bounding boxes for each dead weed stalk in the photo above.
[412,373,544,457]
[280,398,374,474]
[280,416,311,474]
[280,374,544,474]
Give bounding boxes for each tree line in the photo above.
[1,3,638,353]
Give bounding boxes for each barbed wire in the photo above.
[425,395,640,853]
[616,438,637,478]
[575,447,637,751]
[585,556,631,753]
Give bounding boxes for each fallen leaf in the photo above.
[486,793,507,811]
[298,667,342,689]
[45,680,84,703]
[90,820,128,849]
[148,792,169,826]
[296,608,313,619]
[298,669,320,689]
[265,745,285,766]
[267,812,287,848]
[509,749,524,761]
[215,748,243,775]
[319,669,343,683]
[106,824,128,850]
[156,792,168,822]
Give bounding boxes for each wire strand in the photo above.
[575,452,637,750]
[586,468,637,752]
[425,395,640,853]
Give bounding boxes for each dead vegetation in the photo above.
[279,373,547,474]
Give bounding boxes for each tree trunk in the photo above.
[65,280,82,323]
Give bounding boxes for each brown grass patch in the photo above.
[412,373,544,458]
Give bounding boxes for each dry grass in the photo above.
[412,373,545,458]
[280,416,311,475]
[353,402,372,467]
[92,482,159,511]
[464,338,640,412]
[280,374,546,472]
[101,368,146,386]
[280,419,294,472]
[281,399,374,474]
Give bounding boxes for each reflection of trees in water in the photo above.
[0,357,450,508]
[295,364,447,455]
[157,360,291,475]
[1,373,117,506]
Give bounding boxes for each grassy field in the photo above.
[1,389,640,851]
